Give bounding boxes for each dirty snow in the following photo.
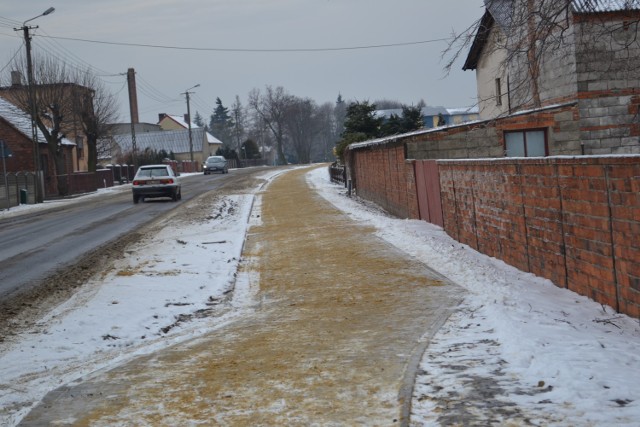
[0,166,639,426]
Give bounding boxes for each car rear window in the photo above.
[138,167,170,177]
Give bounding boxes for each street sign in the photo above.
[0,139,13,159]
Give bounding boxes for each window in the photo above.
[495,78,502,106]
[76,136,84,159]
[505,129,548,157]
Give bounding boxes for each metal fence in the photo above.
[329,162,346,185]
[1,172,37,209]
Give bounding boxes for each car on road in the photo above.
[203,156,228,174]
[132,164,181,204]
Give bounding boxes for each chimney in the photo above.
[126,68,139,124]
[158,113,167,123]
[184,113,190,125]
[11,71,23,86]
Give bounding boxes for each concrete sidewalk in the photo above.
[19,166,463,426]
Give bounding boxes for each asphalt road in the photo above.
[0,168,259,301]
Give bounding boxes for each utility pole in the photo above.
[181,84,200,165]
[1,139,11,210]
[15,7,55,203]
[126,68,138,167]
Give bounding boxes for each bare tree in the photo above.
[230,95,246,154]
[284,97,318,164]
[248,86,292,165]
[313,102,336,162]
[4,54,120,193]
[72,69,119,172]
[246,113,273,164]
[449,0,640,114]
[3,56,77,194]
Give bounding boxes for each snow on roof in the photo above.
[114,128,209,154]
[573,0,640,12]
[0,97,74,146]
[375,106,450,119]
[484,0,640,16]
[374,109,403,119]
[485,0,514,29]
[165,114,194,129]
[0,97,34,138]
[206,131,223,145]
[446,106,479,115]
[160,114,224,144]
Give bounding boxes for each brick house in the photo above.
[0,75,94,173]
[0,96,74,197]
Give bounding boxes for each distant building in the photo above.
[158,113,224,148]
[375,106,479,129]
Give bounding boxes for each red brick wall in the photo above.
[348,143,419,219]
[0,118,36,172]
[439,157,640,318]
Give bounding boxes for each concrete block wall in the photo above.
[439,156,640,318]
[574,14,640,154]
[406,124,503,160]
[406,104,582,160]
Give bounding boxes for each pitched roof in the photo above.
[463,0,640,70]
[486,0,514,28]
[446,106,480,115]
[159,114,224,145]
[462,9,495,71]
[0,97,34,138]
[164,114,194,129]
[0,97,74,145]
[573,0,640,13]
[114,128,208,154]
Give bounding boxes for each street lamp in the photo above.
[15,7,55,203]
[181,84,200,167]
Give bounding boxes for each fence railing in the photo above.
[329,162,346,184]
[1,172,37,209]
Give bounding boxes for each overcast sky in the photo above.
[1,1,485,124]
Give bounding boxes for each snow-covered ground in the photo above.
[306,168,640,426]
[1,166,639,426]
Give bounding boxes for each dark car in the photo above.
[203,156,228,174]
[132,164,181,204]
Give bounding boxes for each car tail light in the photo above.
[133,180,142,186]
[160,178,174,184]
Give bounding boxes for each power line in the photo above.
[38,34,451,53]
[0,41,24,74]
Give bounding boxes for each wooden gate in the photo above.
[414,160,444,227]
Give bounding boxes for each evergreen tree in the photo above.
[209,97,232,143]
[241,139,260,159]
[194,111,205,128]
[334,100,383,161]
[380,113,403,136]
[216,146,239,160]
[400,105,424,132]
[333,94,347,142]
[342,101,382,138]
